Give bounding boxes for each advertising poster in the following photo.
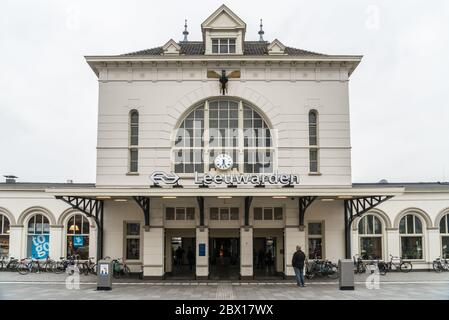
[31,235,49,259]
[73,235,84,248]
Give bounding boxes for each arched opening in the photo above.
[439,213,449,258]
[399,214,424,260]
[358,215,383,259]
[0,214,11,256]
[26,214,50,259]
[173,98,274,174]
[66,213,90,260]
[129,109,139,173]
[308,109,319,173]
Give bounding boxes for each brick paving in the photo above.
[0,271,448,300]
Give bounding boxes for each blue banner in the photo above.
[31,235,49,259]
[73,236,84,248]
[199,243,206,257]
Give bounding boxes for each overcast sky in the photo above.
[1,0,448,184]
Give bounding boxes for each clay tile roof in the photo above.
[121,41,326,56]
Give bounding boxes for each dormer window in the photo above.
[212,38,236,54]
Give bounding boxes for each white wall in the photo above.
[95,63,352,187]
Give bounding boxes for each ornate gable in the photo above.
[162,39,181,55]
[267,39,286,55]
[201,5,246,55]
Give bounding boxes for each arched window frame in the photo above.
[172,98,274,174]
[65,213,90,260]
[26,214,50,259]
[308,110,319,174]
[128,109,139,173]
[439,213,449,258]
[358,214,383,260]
[0,214,10,256]
[399,214,424,260]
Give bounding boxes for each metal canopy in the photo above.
[298,196,317,230]
[343,195,393,259]
[46,186,404,198]
[133,196,150,230]
[55,196,104,259]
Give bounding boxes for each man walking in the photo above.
[292,245,306,287]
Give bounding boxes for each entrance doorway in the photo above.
[209,238,240,280]
[253,229,284,279]
[166,236,196,279]
[254,237,277,278]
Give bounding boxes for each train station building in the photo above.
[1,5,449,280]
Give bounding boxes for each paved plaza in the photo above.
[0,271,448,300]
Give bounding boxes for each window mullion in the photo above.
[238,101,244,172]
[204,100,210,172]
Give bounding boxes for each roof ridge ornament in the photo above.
[182,19,189,42]
[258,19,264,41]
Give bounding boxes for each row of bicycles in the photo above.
[354,254,449,274]
[354,254,413,275]
[0,255,131,278]
[0,255,97,275]
[305,258,339,279]
[432,257,449,272]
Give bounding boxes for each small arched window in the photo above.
[129,110,139,173]
[308,110,318,146]
[358,215,383,259]
[439,213,449,258]
[399,214,424,260]
[308,110,319,173]
[0,214,10,256]
[27,214,50,259]
[66,214,90,260]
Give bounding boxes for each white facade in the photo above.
[1,5,448,279]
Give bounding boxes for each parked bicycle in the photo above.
[377,254,413,275]
[1,256,19,271]
[52,255,81,274]
[111,258,131,279]
[353,255,367,274]
[82,257,97,275]
[305,258,339,279]
[432,257,449,272]
[17,258,42,275]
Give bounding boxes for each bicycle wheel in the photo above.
[433,261,443,273]
[17,263,30,275]
[377,263,387,275]
[400,262,413,273]
[326,264,339,279]
[123,265,131,277]
[53,261,65,274]
[90,263,97,275]
[45,261,55,273]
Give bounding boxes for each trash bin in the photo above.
[338,259,354,290]
[97,259,113,291]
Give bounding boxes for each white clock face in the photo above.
[214,154,233,171]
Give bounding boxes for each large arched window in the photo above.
[399,214,423,260]
[440,213,449,258]
[27,214,50,259]
[308,110,319,173]
[0,214,10,256]
[129,110,139,173]
[173,99,273,173]
[358,215,382,259]
[66,213,90,260]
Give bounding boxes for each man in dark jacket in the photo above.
[292,245,306,287]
